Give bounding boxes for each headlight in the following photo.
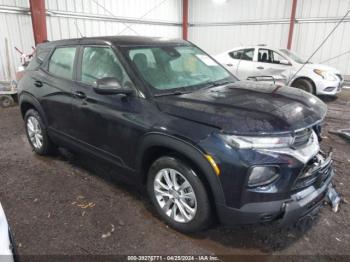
[248,166,280,187]
[220,134,293,149]
[313,69,337,81]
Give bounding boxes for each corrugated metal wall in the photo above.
[293,0,350,75]
[2,0,350,79]
[0,0,182,80]
[189,0,350,75]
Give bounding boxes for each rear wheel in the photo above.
[292,78,315,94]
[24,109,56,155]
[147,156,211,233]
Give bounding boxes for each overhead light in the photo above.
[213,0,227,4]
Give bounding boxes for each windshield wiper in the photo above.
[202,79,234,89]
[154,90,188,97]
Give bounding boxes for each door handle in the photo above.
[34,80,43,87]
[73,91,87,99]
[257,66,264,70]
[226,63,233,67]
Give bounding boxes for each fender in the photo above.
[19,92,48,126]
[136,132,225,205]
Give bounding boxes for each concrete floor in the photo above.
[0,90,349,259]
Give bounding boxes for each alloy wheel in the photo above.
[27,116,43,150]
[153,168,197,223]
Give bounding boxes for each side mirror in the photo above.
[94,77,134,95]
[279,59,291,65]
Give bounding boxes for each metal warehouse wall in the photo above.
[189,0,350,75]
[0,0,182,80]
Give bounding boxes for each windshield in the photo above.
[125,45,236,94]
[280,49,308,64]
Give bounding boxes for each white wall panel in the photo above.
[0,0,182,80]
[190,0,350,75]
[293,0,350,74]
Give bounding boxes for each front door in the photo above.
[70,45,145,168]
[252,48,291,83]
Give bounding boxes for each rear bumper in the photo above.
[217,169,334,226]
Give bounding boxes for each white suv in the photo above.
[215,45,343,95]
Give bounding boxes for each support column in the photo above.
[29,0,48,45]
[287,0,298,50]
[182,0,189,40]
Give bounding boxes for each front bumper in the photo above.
[217,168,334,226]
[316,78,343,95]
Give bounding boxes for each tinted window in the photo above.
[229,49,254,61]
[48,47,76,79]
[81,47,133,87]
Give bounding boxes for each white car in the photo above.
[215,45,344,95]
[0,203,14,262]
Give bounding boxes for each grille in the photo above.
[336,74,343,81]
[292,128,312,148]
[293,152,333,190]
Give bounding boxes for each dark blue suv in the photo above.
[18,36,334,233]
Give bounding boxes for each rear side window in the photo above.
[229,49,254,61]
[48,47,76,79]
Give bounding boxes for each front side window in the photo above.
[81,47,133,88]
[48,47,76,79]
[127,45,235,93]
[229,49,254,61]
[258,49,288,64]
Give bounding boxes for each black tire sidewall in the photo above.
[294,79,314,94]
[1,96,13,108]
[147,156,211,233]
[24,109,52,155]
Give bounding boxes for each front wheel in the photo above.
[147,156,211,233]
[292,78,315,94]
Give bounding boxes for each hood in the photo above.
[155,81,327,135]
[303,63,341,74]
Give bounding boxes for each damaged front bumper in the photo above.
[280,168,335,226]
[217,150,339,226]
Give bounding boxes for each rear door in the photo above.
[39,46,77,136]
[226,48,255,79]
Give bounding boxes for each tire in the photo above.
[0,95,14,108]
[24,109,56,155]
[292,78,315,94]
[147,156,211,233]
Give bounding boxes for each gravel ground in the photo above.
[0,90,349,260]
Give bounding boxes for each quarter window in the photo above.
[229,49,254,61]
[48,47,76,79]
[81,47,133,87]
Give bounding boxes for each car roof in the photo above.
[38,35,190,48]
[228,45,286,52]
